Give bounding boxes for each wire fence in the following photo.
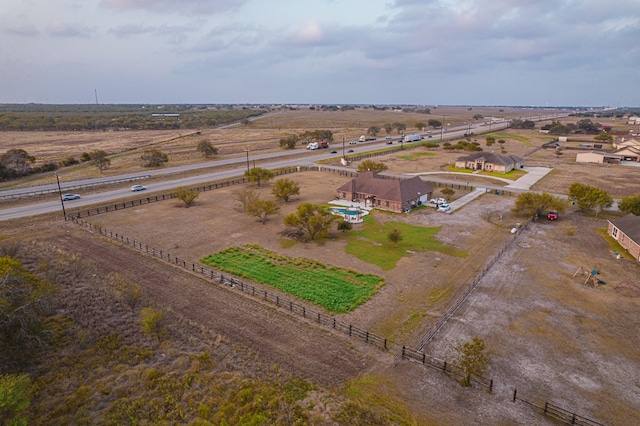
[415,220,532,352]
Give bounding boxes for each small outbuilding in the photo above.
[575,151,622,164]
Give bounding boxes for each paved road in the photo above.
[0,114,565,222]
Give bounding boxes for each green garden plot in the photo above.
[201,245,385,313]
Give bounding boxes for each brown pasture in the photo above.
[2,107,639,424]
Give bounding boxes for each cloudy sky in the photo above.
[1,0,639,106]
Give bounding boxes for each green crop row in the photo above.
[201,246,385,313]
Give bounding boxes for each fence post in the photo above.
[384,338,387,350]
[443,361,447,372]
[513,389,517,402]
[489,379,493,392]
[302,307,305,317]
[349,324,352,336]
[544,402,548,414]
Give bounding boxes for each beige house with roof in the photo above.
[454,152,524,174]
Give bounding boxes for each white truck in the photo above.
[404,134,422,142]
[359,135,366,142]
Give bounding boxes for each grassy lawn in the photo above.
[345,214,467,270]
[398,152,437,160]
[445,165,474,174]
[486,132,533,147]
[477,168,527,180]
[201,244,385,313]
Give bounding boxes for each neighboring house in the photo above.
[613,138,640,149]
[336,171,432,213]
[608,214,640,261]
[627,116,640,125]
[454,152,524,174]
[612,145,640,161]
[576,151,623,164]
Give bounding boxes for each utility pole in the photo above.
[55,173,67,220]
[342,136,345,158]
[244,149,250,172]
[440,114,445,141]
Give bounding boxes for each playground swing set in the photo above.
[572,266,606,287]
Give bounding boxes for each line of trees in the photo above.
[0,105,266,131]
[540,118,605,136]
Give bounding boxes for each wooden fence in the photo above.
[399,345,494,390]
[512,389,606,426]
[68,198,605,426]
[69,217,389,352]
[68,166,314,219]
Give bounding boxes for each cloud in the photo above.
[47,21,93,38]
[108,23,157,37]
[3,25,39,37]
[100,0,247,15]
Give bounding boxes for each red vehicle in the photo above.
[547,210,558,221]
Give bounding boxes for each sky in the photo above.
[1,0,639,106]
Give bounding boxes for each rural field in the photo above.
[1,107,639,424]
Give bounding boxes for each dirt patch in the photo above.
[419,215,640,425]
[13,220,382,389]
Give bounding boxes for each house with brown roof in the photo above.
[336,171,432,213]
[454,152,524,173]
[608,214,640,261]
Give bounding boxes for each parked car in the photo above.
[547,210,558,220]
[437,203,451,212]
[385,135,392,140]
[131,185,147,192]
[429,197,446,205]
[61,193,80,201]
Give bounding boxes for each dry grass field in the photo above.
[2,107,639,424]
